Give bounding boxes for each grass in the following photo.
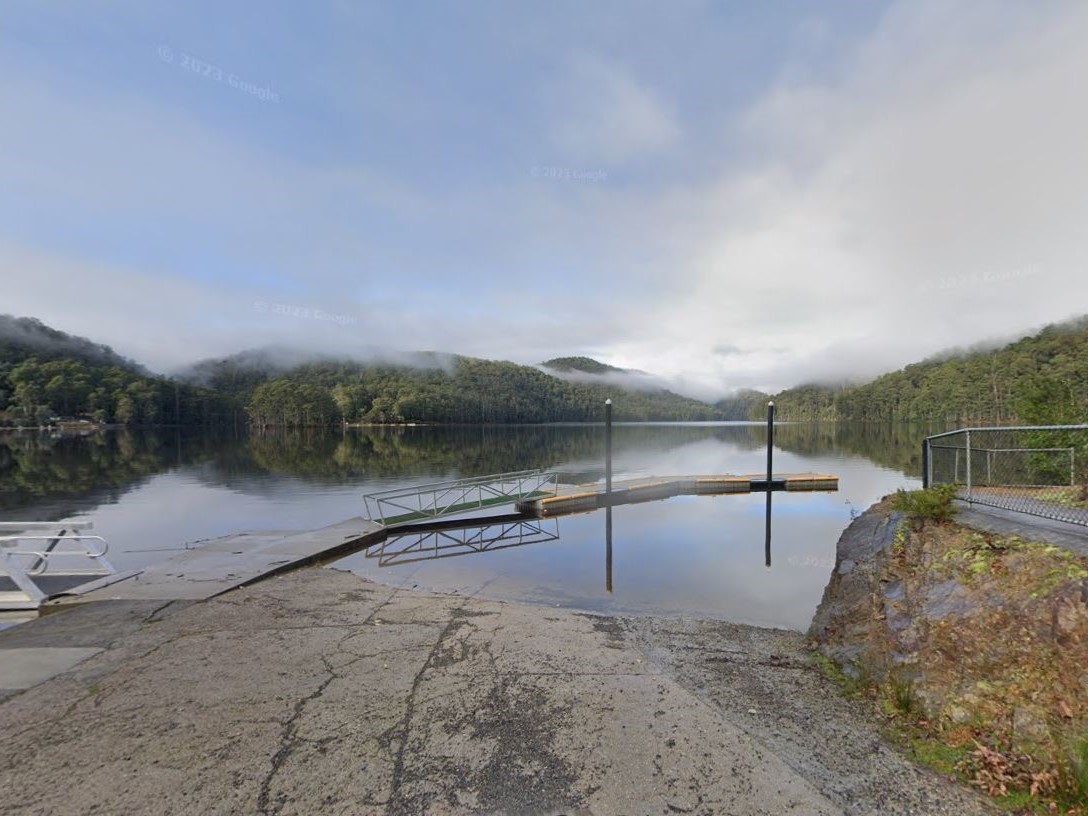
[891,484,959,524]
[1035,487,1088,509]
[908,736,970,776]
[1064,732,1088,802]
[811,651,869,698]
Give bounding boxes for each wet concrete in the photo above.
[49,517,382,605]
[0,567,995,816]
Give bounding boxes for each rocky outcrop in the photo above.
[809,497,1088,800]
[808,502,906,681]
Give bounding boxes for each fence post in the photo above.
[922,437,930,488]
[965,429,973,503]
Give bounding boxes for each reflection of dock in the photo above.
[518,473,838,517]
[366,516,559,566]
[43,470,836,608]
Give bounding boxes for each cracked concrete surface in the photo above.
[0,568,995,815]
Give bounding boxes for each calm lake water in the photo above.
[0,423,932,630]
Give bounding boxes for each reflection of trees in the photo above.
[234,424,774,484]
[0,429,230,519]
[771,422,939,477]
[3,423,929,521]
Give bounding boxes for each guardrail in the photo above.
[923,425,1088,527]
[362,469,559,527]
[0,522,116,609]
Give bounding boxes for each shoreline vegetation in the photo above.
[2,314,1086,430]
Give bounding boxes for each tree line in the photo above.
[243,357,721,426]
[6,311,1088,429]
[760,317,1088,425]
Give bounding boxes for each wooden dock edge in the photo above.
[518,473,838,517]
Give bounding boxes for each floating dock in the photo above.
[41,472,836,607]
[518,473,838,517]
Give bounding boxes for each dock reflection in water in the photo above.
[367,515,560,567]
[348,485,792,617]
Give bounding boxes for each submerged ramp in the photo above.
[518,472,838,517]
[48,517,383,606]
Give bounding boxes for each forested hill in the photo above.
[0,315,143,371]
[540,356,626,374]
[12,312,1085,428]
[191,351,721,425]
[0,315,227,426]
[0,316,721,427]
[765,317,1088,424]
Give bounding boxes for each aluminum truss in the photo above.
[363,469,558,526]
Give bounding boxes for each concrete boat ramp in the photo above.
[45,517,384,605]
[0,474,1000,815]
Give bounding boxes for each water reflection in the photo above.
[333,490,868,630]
[367,516,560,566]
[765,490,773,568]
[605,505,613,593]
[0,423,932,626]
[1,422,937,522]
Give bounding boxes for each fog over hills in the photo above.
[4,3,1086,398]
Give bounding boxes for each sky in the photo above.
[1,0,1085,399]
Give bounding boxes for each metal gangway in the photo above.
[0,522,115,610]
[363,469,559,527]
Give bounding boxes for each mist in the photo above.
[1,1,1086,398]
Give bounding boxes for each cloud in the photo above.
[2,1,1087,401]
[605,0,1088,396]
[548,53,682,164]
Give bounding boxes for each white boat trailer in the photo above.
[0,522,115,610]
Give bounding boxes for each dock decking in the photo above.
[518,473,838,516]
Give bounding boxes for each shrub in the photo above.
[891,484,959,523]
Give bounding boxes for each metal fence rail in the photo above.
[363,469,559,526]
[0,522,116,609]
[923,425,1088,526]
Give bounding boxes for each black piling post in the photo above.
[766,400,775,486]
[605,398,613,502]
[604,400,613,591]
[765,401,775,568]
[605,505,613,593]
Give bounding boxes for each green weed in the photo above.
[891,484,959,524]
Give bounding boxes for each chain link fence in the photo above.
[923,425,1088,526]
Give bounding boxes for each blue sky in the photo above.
[2,1,1085,397]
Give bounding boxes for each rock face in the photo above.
[808,503,906,681]
[809,496,1088,796]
